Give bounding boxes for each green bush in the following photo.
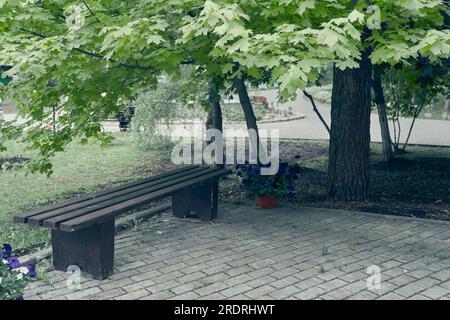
[130,78,183,152]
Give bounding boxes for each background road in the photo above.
[2,88,450,146]
[257,88,450,146]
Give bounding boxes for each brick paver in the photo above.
[24,205,450,300]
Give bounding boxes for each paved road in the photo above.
[256,88,450,146]
[24,205,450,300]
[147,89,450,146]
[3,89,450,146]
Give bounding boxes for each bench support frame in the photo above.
[51,218,115,280]
[172,181,218,221]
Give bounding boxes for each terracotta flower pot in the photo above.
[256,195,279,209]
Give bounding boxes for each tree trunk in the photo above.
[327,48,372,201]
[206,80,223,133]
[205,77,224,166]
[206,110,213,131]
[372,65,394,162]
[210,95,222,134]
[233,76,261,163]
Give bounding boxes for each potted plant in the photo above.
[236,162,300,209]
[0,243,37,300]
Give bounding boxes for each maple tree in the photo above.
[0,0,449,200]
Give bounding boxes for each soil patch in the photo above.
[221,141,450,221]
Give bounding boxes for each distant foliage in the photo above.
[130,79,182,151]
[383,65,450,150]
[130,69,207,151]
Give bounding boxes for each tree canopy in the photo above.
[0,0,449,174]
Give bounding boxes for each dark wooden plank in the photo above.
[28,167,210,226]
[60,168,230,232]
[28,167,211,226]
[14,166,198,223]
[44,167,225,229]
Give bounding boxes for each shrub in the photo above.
[130,79,180,151]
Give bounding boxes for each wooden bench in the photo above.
[13,166,229,280]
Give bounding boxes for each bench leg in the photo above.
[172,181,219,221]
[51,219,115,280]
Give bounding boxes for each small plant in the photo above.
[236,162,301,198]
[0,243,37,300]
[418,240,427,250]
[321,244,329,256]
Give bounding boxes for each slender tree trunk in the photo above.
[303,90,330,135]
[206,81,223,133]
[233,76,261,163]
[210,95,222,134]
[205,77,223,166]
[402,101,424,151]
[372,65,394,162]
[327,47,372,201]
[206,109,213,131]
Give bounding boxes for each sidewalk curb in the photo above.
[102,114,306,127]
[170,113,306,126]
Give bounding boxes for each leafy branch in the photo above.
[19,28,155,71]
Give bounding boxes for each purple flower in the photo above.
[2,243,12,258]
[15,296,24,300]
[279,163,288,174]
[26,264,37,278]
[290,173,299,180]
[8,257,21,269]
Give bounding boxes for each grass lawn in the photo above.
[1,134,449,253]
[0,133,174,251]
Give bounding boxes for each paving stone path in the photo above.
[24,205,450,300]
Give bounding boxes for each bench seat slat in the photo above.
[14,166,199,223]
[60,168,229,232]
[43,167,225,229]
[27,167,210,226]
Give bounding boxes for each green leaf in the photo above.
[297,0,316,15]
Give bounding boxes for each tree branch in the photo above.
[19,28,155,71]
[82,0,102,24]
[303,90,331,135]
